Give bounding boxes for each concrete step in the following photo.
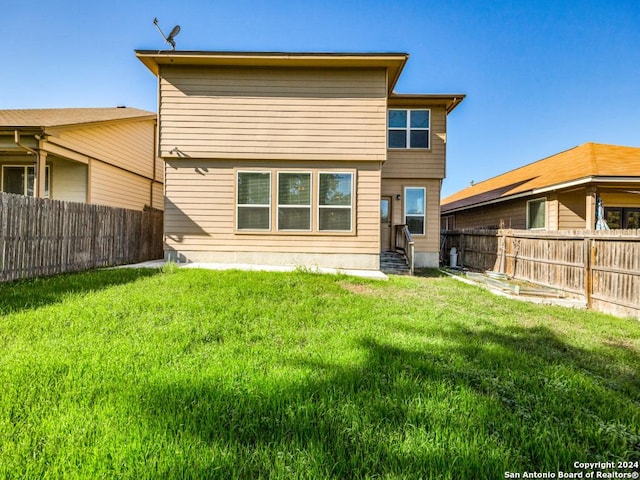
[380,250,411,275]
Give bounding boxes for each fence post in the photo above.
[583,237,592,309]
[499,230,507,274]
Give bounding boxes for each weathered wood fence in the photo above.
[442,229,640,319]
[0,192,163,282]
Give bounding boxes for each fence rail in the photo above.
[0,192,163,282]
[442,229,640,319]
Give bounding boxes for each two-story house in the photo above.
[136,50,464,271]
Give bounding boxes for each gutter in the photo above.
[14,130,39,158]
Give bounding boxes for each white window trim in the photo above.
[1,164,50,198]
[404,186,426,235]
[236,170,272,231]
[526,197,547,230]
[317,171,354,232]
[276,171,312,232]
[388,109,431,149]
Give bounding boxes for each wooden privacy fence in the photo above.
[442,229,640,319]
[0,192,163,282]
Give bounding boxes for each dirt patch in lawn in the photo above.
[338,282,380,296]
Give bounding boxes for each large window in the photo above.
[404,187,426,235]
[236,170,354,233]
[278,172,311,231]
[527,198,546,229]
[237,171,271,230]
[388,109,430,149]
[319,173,353,231]
[1,165,50,197]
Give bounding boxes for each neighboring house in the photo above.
[0,108,163,211]
[441,143,640,231]
[136,50,464,270]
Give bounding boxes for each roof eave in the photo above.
[0,127,44,135]
[135,50,410,93]
[44,114,157,130]
[388,93,466,113]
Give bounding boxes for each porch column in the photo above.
[585,187,596,230]
[35,150,47,198]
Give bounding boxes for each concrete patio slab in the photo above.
[116,260,388,280]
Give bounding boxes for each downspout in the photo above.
[14,130,41,197]
[14,130,39,157]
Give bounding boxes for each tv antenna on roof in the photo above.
[153,18,180,50]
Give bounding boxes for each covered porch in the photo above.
[1,130,88,202]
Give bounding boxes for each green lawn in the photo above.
[1,267,639,479]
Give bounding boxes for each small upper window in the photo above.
[388,109,430,149]
[527,198,546,229]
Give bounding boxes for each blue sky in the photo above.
[3,0,639,197]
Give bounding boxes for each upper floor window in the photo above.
[388,109,430,149]
[527,198,546,229]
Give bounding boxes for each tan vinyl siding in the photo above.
[451,200,528,230]
[154,155,164,183]
[152,182,164,211]
[382,106,447,179]
[90,161,151,210]
[49,119,156,179]
[164,159,380,255]
[547,194,559,230]
[558,191,587,229]
[159,66,387,161]
[50,158,87,203]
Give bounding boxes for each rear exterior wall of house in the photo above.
[160,65,387,269]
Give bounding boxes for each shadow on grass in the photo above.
[136,321,640,479]
[0,268,161,314]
